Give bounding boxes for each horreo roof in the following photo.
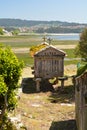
[34,45,66,56]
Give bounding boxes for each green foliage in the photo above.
[0,115,17,130]
[0,18,85,30]
[63,49,75,58]
[4,120,17,130]
[0,47,24,129]
[77,63,87,76]
[12,29,20,35]
[0,28,4,35]
[0,48,23,109]
[0,76,7,96]
[7,91,18,110]
[0,48,24,90]
[75,28,87,61]
[15,53,33,66]
[74,44,80,57]
[0,43,4,48]
[35,26,83,33]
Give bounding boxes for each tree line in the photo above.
[0,18,86,27]
[35,26,83,33]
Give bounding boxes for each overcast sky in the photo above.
[0,0,87,23]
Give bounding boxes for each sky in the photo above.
[0,0,87,23]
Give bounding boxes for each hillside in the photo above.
[0,18,87,27]
[0,18,87,33]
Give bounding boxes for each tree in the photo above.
[0,28,4,35]
[0,47,24,129]
[12,29,20,35]
[75,28,87,61]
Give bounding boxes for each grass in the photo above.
[15,92,75,130]
[14,73,76,130]
[63,49,76,58]
[64,60,80,66]
[15,53,34,66]
[0,35,78,48]
[52,40,78,46]
[15,64,77,130]
[0,35,41,47]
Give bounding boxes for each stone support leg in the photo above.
[35,78,41,92]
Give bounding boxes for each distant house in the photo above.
[34,45,66,79]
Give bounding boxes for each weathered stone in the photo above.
[34,44,66,91]
[75,72,87,130]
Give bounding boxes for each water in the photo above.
[46,33,80,40]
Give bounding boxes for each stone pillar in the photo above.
[35,78,41,92]
[61,80,64,89]
[58,76,68,89]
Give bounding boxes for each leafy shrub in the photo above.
[0,47,24,129]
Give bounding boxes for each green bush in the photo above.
[77,63,87,76]
[0,47,24,129]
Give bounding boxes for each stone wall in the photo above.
[75,72,87,130]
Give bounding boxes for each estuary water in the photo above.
[47,33,80,40]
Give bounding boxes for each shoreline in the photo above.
[19,33,80,36]
[44,33,80,36]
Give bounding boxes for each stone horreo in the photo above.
[33,41,66,91]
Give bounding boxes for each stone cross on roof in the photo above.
[48,37,52,45]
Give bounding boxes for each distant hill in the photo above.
[0,18,87,33]
[0,18,87,27]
